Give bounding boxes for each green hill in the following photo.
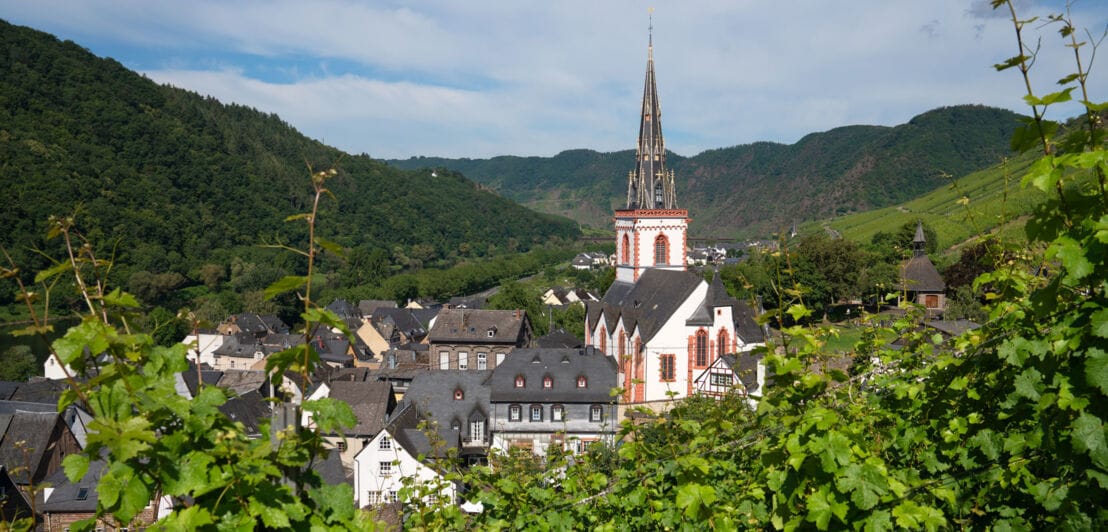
[390,106,1022,237]
[0,20,579,301]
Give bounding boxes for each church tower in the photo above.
[614,23,689,284]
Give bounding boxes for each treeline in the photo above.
[0,20,580,321]
[721,220,987,322]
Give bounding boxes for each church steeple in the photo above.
[626,18,677,210]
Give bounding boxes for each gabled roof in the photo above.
[216,369,268,396]
[43,458,103,513]
[358,299,398,316]
[219,390,270,436]
[7,378,69,404]
[212,333,264,359]
[686,272,765,344]
[400,370,493,438]
[371,308,428,341]
[325,299,362,319]
[588,269,703,343]
[535,328,583,349]
[428,309,529,345]
[488,348,617,403]
[0,405,65,484]
[383,403,459,460]
[326,381,395,436]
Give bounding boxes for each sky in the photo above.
[2,1,1106,159]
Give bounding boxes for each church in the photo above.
[585,29,765,405]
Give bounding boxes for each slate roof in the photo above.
[219,390,271,436]
[325,299,362,319]
[400,370,493,440]
[0,382,19,400]
[42,458,103,513]
[428,309,529,345]
[0,406,63,484]
[926,320,980,337]
[311,448,350,487]
[901,255,945,293]
[685,272,765,344]
[326,381,395,436]
[535,328,584,349]
[489,348,617,404]
[7,378,69,404]
[216,369,269,396]
[212,333,264,359]
[587,269,703,343]
[371,308,429,342]
[358,299,398,316]
[384,402,459,460]
[721,354,763,394]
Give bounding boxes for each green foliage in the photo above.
[0,344,38,381]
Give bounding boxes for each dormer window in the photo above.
[543,376,553,389]
[487,326,497,338]
[577,376,587,388]
[454,388,464,400]
[515,375,525,388]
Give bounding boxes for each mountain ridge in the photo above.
[389,105,1022,237]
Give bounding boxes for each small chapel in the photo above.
[585,27,765,406]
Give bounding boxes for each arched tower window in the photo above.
[654,235,668,265]
[718,329,730,357]
[695,330,708,367]
[622,234,631,264]
[599,326,607,354]
[654,182,664,206]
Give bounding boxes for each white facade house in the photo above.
[353,405,456,508]
[181,331,224,367]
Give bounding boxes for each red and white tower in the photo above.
[614,26,688,284]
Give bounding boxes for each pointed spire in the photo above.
[913,220,927,257]
[626,14,676,210]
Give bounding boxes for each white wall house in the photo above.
[353,406,456,508]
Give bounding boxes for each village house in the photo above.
[428,309,533,371]
[353,403,457,508]
[303,380,396,470]
[488,347,618,456]
[900,221,946,318]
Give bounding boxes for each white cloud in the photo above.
[2,0,1106,158]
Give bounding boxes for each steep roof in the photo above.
[901,254,945,293]
[428,309,529,345]
[400,370,493,436]
[535,328,584,349]
[588,269,703,343]
[325,299,362,319]
[489,347,617,404]
[358,299,397,316]
[326,381,395,436]
[219,390,270,436]
[0,406,64,484]
[42,458,103,513]
[384,402,459,460]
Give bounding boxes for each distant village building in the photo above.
[428,309,533,371]
[586,32,765,407]
[900,221,946,317]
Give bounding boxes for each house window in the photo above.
[695,330,708,367]
[367,491,381,505]
[530,405,543,422]
[477,352,487,370]
[577,376,587,388]
[618,331,626,358]
[660,354,675,381]
[454,388,464,400]
[515,375,525,388]
[622,234,631,264]
[487,328,496,338]
[379,436,391,450]
[76,487,89,500]
[471,418,485,441]
[336,440,348,452]
[654,235,668,265]
[552,404,564,422]
[389,491,399,503]
[590,405,603,422]
[718,330,730,357]
[711,373,732,387]
[459,352,468,370]
[509,404,521,422]
[439,351,449,370]
[599,326,607,354]
[543,376,553,389]
[379,461,392,476]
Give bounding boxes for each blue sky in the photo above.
[2,0,1105,159]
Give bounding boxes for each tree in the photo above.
[0,345,38,381]
[487,280,548,336]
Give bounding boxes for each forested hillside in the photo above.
[0,20,579,309]
[390,105,1021,237]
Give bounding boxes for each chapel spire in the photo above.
[626,18,677,210]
